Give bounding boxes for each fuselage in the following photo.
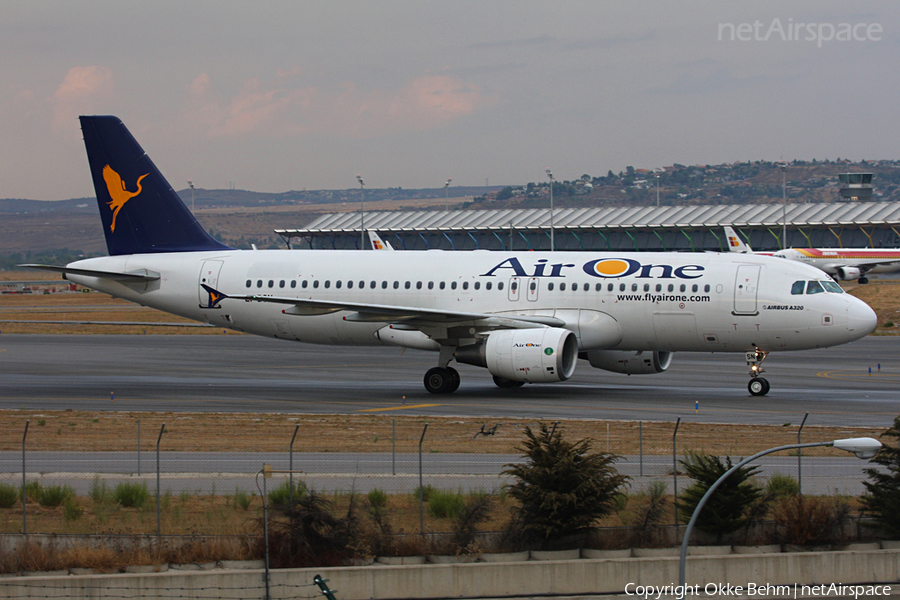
[774,248,900,276]
[65,249,876,354]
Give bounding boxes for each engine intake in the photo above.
[456,327,578,383]
[835,266,861,281]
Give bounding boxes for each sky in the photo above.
[2,1,898,201]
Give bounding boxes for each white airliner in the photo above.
[725,226,900,284]
[24,117,877,397]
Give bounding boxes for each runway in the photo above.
[0,334,898,427]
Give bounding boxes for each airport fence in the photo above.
[0,412,889,538]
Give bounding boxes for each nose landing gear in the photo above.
[746,349,770,396]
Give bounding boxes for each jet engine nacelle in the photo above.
[456,327,578,383]
[583,350,673,375]
[834,266,861,281]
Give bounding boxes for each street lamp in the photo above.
[781,163,787,249]
[546,169,554,251]
[656,173,660,207]
[444,178,452,211]
[188,180,194,213]
[356,174,365,249]
[678,437,882,587]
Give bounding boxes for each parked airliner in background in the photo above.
[23,117,877,397]
[725,226,900,284]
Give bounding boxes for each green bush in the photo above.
[63,497,83,522]
[233,488,253,511]
[89,477,113,504]
[367,488,388,509]
[428,489,465,519]
[267,479,307,506]
[413,484,437,503]
[24,480,43,503]
[113,482,151,508]
[766,472,800,498]
[38,485,75,508]
[0,483,19,508]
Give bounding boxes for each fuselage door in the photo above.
[733,264,760,315]
[526,277,539,302]
[508,277,520,302]
[198,260,224,307]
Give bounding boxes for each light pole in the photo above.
[356,174,365,249]
[656,173,660,207]
[781,163,787,249]
[546,169,554,251]
[188,180,194,213]
[444,178,452,211]
[678,437,881,587]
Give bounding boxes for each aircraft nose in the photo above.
[847,297,877,339]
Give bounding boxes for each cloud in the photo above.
[184,72,490,139]
[51,66,114,131]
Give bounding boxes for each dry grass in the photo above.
[0,410,884,456]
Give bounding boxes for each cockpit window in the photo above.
[821,280,844,293]
[806,280,825,295]
[791,281,805,295]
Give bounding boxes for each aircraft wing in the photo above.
[203,285,564,328]
[17,264,160,282]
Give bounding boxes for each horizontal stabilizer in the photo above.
[18,264,160,282]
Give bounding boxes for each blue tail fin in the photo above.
[80,115,231,256]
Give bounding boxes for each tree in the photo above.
[860,414,900,537]
[502,423,629,549]
[676,452,764,544]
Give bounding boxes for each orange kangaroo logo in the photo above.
[102,165,148,232]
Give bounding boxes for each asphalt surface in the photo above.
[0,334,898,427]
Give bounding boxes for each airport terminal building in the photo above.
[277,202,900,252]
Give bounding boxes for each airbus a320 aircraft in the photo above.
[24,117,877,397]
[725,226,900,284]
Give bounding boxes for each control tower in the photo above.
[838,172,873,201]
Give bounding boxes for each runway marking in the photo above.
[358,404,441,412]
[818,370,900,381]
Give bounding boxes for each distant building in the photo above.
[838,173,873,202]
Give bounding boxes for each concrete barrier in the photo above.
[0,549,898,599]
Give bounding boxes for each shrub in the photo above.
[24,480,43,503]
[428,489,465,519]
[622,480,669,546]
[772,495,849,546]
[0,483,18,508]
[676,452,764,544]
[113,482,150,508]
[63,498,83,522]
[413,484,436,503]
[38,485,75,508]
[89,477,113,504]
[861,414,900,537]
[267,479,308,506]
[233,488,253,511]
[766,472,800,498]
[502,423,629,549]
[367,488,388,510]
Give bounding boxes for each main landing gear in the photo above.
[424,367,460,394]
[746,349,770,396]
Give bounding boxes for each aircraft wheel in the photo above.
[445,367,460,393]
[492,375,523,389]
[424,367,453,394]
[748,377,770,396]
[859,277,869,284]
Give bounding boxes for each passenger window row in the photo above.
[243,279,712,294]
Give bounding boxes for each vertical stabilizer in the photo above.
[724,226,753,254]
[80,115,231,256]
